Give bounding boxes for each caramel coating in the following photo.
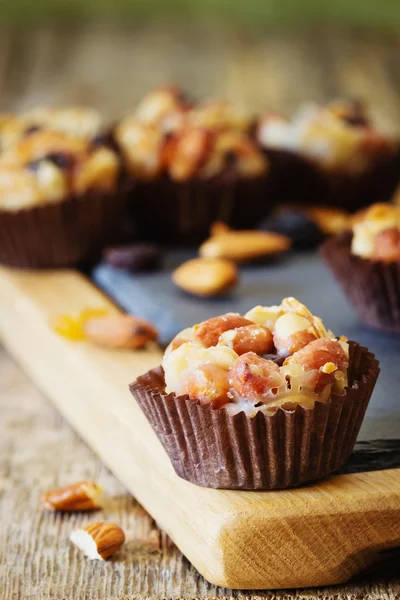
[220,324,273,356]
[285,338,348,391]
[273,311,318,356]
[164,327,194,355]
[176,364,230,409]
[229,352,281,402]
[194,313,252,348]
[274,330,317,356]
[373,227,400,262]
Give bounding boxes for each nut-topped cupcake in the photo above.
[322,203,400,334]
[0,106,105,150]
[257,99,400,212]
[0,129,125,267]
[130,298,379,489]
[114,86,269,243]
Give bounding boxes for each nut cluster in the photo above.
[0,129,120,210]
[257,99,393,172]
[115,86,267,181]
[163,298,349,413]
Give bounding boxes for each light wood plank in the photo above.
[0,267,399,589]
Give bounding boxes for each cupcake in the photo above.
[0,106,105,150]
[0,129,125,268]
[257,99,400,212]
[322,203,400,334]
[130,298,379,489]
[114,87,270,244]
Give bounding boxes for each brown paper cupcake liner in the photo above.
[321,232,400,334]
[0,188,127,268]
[129,341,379,490]
[128,174,271,245]
[264,146,400,213]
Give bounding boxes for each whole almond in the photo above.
[70,521,125,560]
[307,206,350,235]
[83,314,158,349]
[199,229,291,263]
[172,257,238,297]
[41,481,103,512]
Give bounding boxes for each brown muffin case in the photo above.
[322,232,400,334]
[0,188,127,268]
[130,341,379,490]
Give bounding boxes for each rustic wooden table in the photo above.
[1,22,400,599]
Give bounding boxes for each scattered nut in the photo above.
[199,229,291,263]
[103,243,162,272]
[307,206,351,235]
[41,481,103,512]
[70,521,125,560]
[84,314,158,350]
[210,221,231,236]
[172,257,238,297]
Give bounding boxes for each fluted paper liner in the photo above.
[322,233,400,335]
[129,174,271,245]
[0,189,127,268]
[129,341,379,489]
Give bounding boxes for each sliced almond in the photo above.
[199,229,291,263]
[172,257,238,297]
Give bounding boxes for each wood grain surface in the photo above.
[1,21,400,599]
[1,23,400,130]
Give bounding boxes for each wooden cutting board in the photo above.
[0,266,399,590]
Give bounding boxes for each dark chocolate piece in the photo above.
[103,243,162,272]
[259,211,324,249]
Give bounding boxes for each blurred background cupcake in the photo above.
[257,99,400,212]
[0,106,105,150]
[322,203,400,334]
[0,125,125,268]
[114,87,270,244]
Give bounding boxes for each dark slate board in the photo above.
[92,250,400,474]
